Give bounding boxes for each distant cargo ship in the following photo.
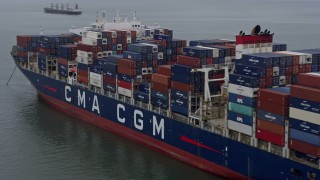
[44,3,82,15]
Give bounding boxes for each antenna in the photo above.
[40,26,44,35]
[133,10,138,21]
[124,13,127,23]
[96,11,99,23]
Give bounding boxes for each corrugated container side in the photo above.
[289,128,320,146]
[257,100,288,116]
[228,120,252,136]
[151,73,171,86]
[297,72,320,88]
[158,65,171,77]
[228,92,257,107]
[228,102,254,117]
[229,74,260,88]
[256,109,285,125]
[289,138,320,157]
[228,111,253,126]
[257,119,284,135]
[258,88,290,105]
[171,104,189,116]
[289,97,320,114]
[228,83,258,98]
[256,128,284,146]
[289,107,320,125]
[289,118,320,136]
[291,85,320,102]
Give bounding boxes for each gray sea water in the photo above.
[0,0,320,179]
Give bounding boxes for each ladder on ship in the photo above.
[188,65,229,136]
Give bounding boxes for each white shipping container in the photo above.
[158,52,164,59]
[118,87,132,97]
[82,37,98,46]
[77,50,93,59]
[228,83,258,98]
[278,51,306,64]
[90,79,101,87]
[289,107,320,125]
[279,76,286,86]
[86,31,102,39]
[228,120,253,136]
[127,38,132,44]
[117,44,122,50]
[102,38,108,45]
[76,56,92,64]
[273,67,280,76]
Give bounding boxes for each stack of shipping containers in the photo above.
[256,87,290,154]
[289,73,320,163]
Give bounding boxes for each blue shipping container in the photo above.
[229,74,260,88]
[289,128,320,146]
[134,91,149,103]
[228,93,257,107]
[289,97,320,114]
[228,111,253,126]
[289,118,320,136]
[171,104,188,116]
[256,109,285,125]
[234,64,266,78]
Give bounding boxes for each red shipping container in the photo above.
[77,75,89,83]
[152,82,169,93]
[177,55,201,68]
[304,64,312,73]
[152,60,158,68]
[265,77,272,87]
[112,38,117,44]
[17,35,31,43]
[291,85,320,102]
[18,51,28,57]
[118,58,137,68]
[103,76,116,85]
[118,80,132,89]
[171,81,195,92]
[158,65,171,76]
[77,69,88,77]
[151,73,171,86]
[298,65,305,73]
[292,56,299,65]
[118,66,136,76]
[257,100,289,116]
[292,65,299,74]
[58,58,68,65]
[258,88,290,105]
[285,67,292,75]
[298,73,320,88]
[285,75,292,84]
[266,68,273,77]
[259,78,266,88]
[142,75,151,82]
[257,119,284,135]
[256,128,284,147]
[289,138,320,157]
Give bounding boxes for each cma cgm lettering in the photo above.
[64,85,165,139]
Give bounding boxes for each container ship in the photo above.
[44,3,82,15]
[11,12,320,179]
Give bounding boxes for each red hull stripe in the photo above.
[180,135,222,154]
[39,84,57,92]
[38,92,247,180]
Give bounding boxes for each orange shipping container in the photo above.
[151,73,171,86]
[257,119,285,136]
[158,65,171,77]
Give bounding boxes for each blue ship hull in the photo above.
[19,66,320,179]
